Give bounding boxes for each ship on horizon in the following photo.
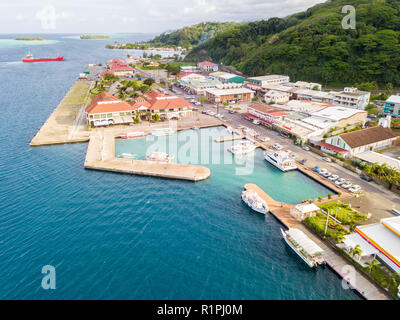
[22,53,64,63]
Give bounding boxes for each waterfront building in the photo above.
[355,216,400,273]
[264,90,290,104]
[144,90,194,119]
[319,125,398,158]
[204,87,254,104]
[108,59,134,76]
[339,233,379,266]
[85,92,137,126]
[197,61,219,72]
[246,75,290,88]
[245,104,288,125]
[384,95,400,118]
[209,71,245,84]
[290,203,320,221]
[332,87,371,110]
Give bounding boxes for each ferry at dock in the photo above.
[264,150,297,172]
[228,140,256,156]
[119,132,146,139]
[241,189,269,214]
[151,128,175,136]
[145,152,174,163]
[22,53,64,63]
[120,153,137,159]
[281,228,325,268]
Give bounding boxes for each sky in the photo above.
[0,0,325,34]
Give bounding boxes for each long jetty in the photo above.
[30,80,94,147]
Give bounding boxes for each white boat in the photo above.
[228,140,257,155]
[241,189,269,214]
[151,128,175,136]
[145,151,174,163]
[264,151,297,172]
[120,153,136,159]
[119,131,146,139]
[281,228,325,268]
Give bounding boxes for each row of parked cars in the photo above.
[202,110,224,120]
[316,167,361,193]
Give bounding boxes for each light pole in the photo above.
[324,209,330,236]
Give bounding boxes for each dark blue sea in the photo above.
[0,34,361,300]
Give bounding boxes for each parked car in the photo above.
[290,153,298,159]
[328,174,339,182]
[341,181,353,189]
[253,119,260,125]
[349,185,361,193]
[322,157,332,163]
[335,178,346,186]
[319,168,328,175]
[360,174,372,182]
[302,145,310,151]
[313,165,320,172]
[261,137,270,142]
[273,143,283,150]
[322,171,332,178]
[299,159,307,165]
[228,110,235,114]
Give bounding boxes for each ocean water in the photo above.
[0,34,361,300]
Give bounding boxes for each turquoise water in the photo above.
[115,126,333,204]
[0,34,361,300]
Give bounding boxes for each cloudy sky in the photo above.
[1,0,324,34]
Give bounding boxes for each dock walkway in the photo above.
[215,135,244,143]
[244,183,390,300]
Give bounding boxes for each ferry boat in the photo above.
[22,53,64,63]
[281,228,325,268]
[119,132,146,139]
[241,189,269,214]
[228,140,256,155]
[145,152,174,163]
[264,150,297,172]
[151,128,175,136]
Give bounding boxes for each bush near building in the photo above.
[304,213,349,243]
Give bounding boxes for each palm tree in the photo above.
[367,259,379,274]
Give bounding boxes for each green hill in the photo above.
[149,22,239,48]
[186,0,400,86]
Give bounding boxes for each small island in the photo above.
[80,35,110,40]
[15,37,45,41]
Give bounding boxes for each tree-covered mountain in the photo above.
[149,22,239,48]
[186,0,400,86]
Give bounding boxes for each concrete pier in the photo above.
[84,129,210,182]
[30,80,94,147]
[215,135,244,142]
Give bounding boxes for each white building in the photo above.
[290,203,320,221]
[290,81,322,91]
[264,90,290,104]
[246,75,290,88]
[332,87,371,110]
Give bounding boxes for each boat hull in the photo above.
[22,57,64,63]
[241,194,268,215]
[281,229,315,268]
[264,154,297,172]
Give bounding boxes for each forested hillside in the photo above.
[149,22,239,48]
[186,0,400,86]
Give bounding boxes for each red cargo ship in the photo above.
[22,53,64,63]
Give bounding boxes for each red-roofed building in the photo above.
[109,59,134,76]
[145,90,194,119]
[197,61,219,72]
[85,92,137,126]
[247,104,288,124]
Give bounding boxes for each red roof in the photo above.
[85,92,135,114]
[198,61,217,66]
[317,142,349,154]
[145,90,193,111]
[178,72,195,78]
[109,59,133,72]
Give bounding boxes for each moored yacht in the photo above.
[145,152,174,163]
[151,128,175,136]
[228,140,256,156]
[264,150,297,172]
[119,131,146,139]
[281,228,325,268]
[241,189,269,214]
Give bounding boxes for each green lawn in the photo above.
[304,213,349,242]
[318,201,367,226]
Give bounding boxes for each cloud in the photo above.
[183,0,217,15]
